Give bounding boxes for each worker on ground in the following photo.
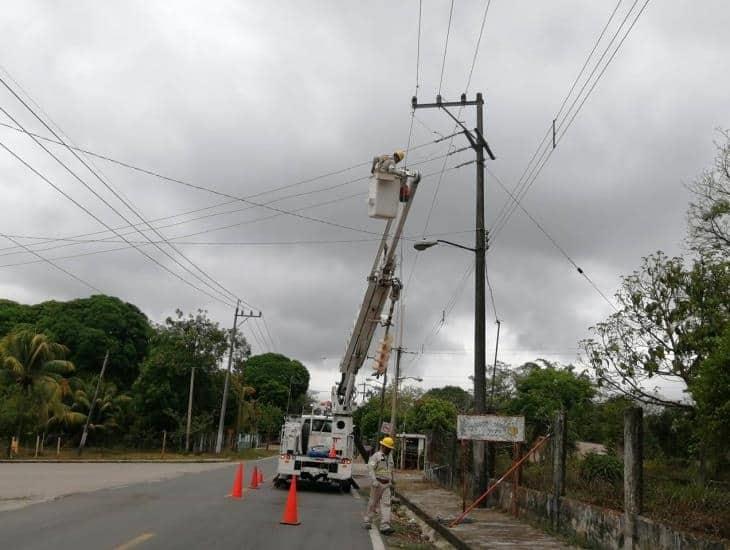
[371,150,405,175]
[363,436,396,534]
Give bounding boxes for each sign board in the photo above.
[457,414,525,442]
[380,421,392,434]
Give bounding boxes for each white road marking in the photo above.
[369,529,386,550]
[352,483,384,550]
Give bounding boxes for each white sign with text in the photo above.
[457,414,525,442]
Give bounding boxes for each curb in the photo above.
[395,489,470,550]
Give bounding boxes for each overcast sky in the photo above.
[0,1,728,403]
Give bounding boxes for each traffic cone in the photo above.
[229,463,244,499]
[250,466,260,489]
[257,467,264,484]
[328,438,337,458]
[280,475,301,525]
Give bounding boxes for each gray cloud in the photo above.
[1,1,728,397]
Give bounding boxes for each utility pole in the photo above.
[78,350,109,455]
[185,333,199,453]
[215,301,261,454]
[185,366,196,452]
[412,93,495,500]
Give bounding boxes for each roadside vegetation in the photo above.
[0,301,312,458]
[359,134,730,542]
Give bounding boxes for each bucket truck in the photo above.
[274,154,420,491]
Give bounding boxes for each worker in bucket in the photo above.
[363,436,396,534]
[371,150,405,175]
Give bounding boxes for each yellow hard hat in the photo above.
[393,150,406,163]
[380,436,395,449]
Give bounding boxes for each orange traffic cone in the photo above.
[280,475,301,525]
[250,466,260,489]
[230,463,244,499]
[328,438,337,458]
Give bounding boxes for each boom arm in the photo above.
[334,170,420,413]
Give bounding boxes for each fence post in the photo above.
[56,436,61,458]
[551,410,567,530]
[161,430,167,458]
[624,407,643,549]
[34,435,40,458]
[512,442,522,517]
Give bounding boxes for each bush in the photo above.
[579,452,623,484]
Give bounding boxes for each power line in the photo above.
[485,262,498,321]
[0,134,236,308]
[464,0,493,92]
[0,232,102,293]
[438,0,455,95]
[261,315,278,352]
[489,0,625,236]
[0,144,459,264]
[490,0,651,241]
[486,167,617,310]
[0,163,475,269]
[0,76,245,308]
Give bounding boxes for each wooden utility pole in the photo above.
[215,302,261,454]
[78,350,109,455]
[412,93,495,500]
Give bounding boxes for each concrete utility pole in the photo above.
[78,350,109,455]
[185,333,199,453]
[215,301,261,454]
[185,366,196,452]
[412,93,495,500]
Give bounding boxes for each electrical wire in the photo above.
[490,0,651,241]
[438,0,455,95]
[0,233,102,292]
[0,163,475,269]
[486,167,617,311]
[0,77,245,308]
[0,135,234,307]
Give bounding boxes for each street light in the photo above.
[413,239,476,253]
[397,376,423,383]
[414,233,490,500]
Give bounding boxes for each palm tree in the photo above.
[63,378,130,436]
[0,330,76,438]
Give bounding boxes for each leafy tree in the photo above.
[0,295,151,390]
[507,361,595,440]
[687,130,730,256]
[131,311,232,433]
[581,253,730,409]
[256,402,283,443]
[243,353,309,413]
[34,295,151,389]
[423,385,473,413]
[405,397,458,434]
[691,324,730,471]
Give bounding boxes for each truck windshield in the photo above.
[311,419,332,432]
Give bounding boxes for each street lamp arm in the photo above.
[436,239,476,252]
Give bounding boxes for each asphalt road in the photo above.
[0,457,375,550]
